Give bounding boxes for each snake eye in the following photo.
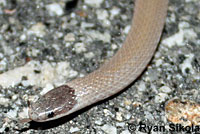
[47,112,55,118]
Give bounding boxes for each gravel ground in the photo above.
[0,0,199,133]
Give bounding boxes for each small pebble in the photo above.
[116,112,123,121]
[110,7,120,19]
[154,93,168,103]
[124,25,131,34]
[0,96,9,106]
[137,81,146,92]
[121,129,131,134]
[116,122,125,127]
[81,22,94,29]
[86,30,111,43]
[74,42,86,53]
[6,109,18,119]
[27,22,46,37]
[64,33,75,42]
[84,52,94,59]
[96,9,109,20]
[159,86,172,93]
[101,124,117,134]
[69,127,80,133]
[179,53,195,75]
[95,119,103,125]
[46,3,64,16]
[84,0,104,8]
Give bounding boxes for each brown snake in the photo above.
[26,0,169,122]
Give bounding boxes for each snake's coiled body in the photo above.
[28,0,169,122]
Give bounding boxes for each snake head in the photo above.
[28,85,77,122]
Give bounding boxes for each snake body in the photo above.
[28,0,169,122]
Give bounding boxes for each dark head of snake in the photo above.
[28,85,77,122]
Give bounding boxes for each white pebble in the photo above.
[116,122,125,127]
[0,96,9,106]
[2,46,14,55]
[168,13,176,22]
[64,33,75,42]
[84,0,104,8]
[155,59,163,67]
[0,53,3,58]
[95,119,103,125]
[55,32,64,39]
[21,80,30,87]
[74,42,86,53]
[70,19,78,25]
[0,58,7,71]
[65,42,71,47]
[96,9,109,20]
[81,22,94,29]
[103,109,113,117]
[27,22,46,37]
[144,111,154,121]
[124,25,131,34]
[11,94,18,100]
[111,44,118,50]
[159,86,172,93]
[15,99,22,105]
[101,124,117,134]
[18,107,29,120]
[110,7,120,19]
[6,109,18,119]
[116,112,123,121]
[84,52,94,59]
[124,113,131,120]
[20,34,27,41]
[46,3,64,16]
[137,81,146,92]
[102,19,111,27]
[162,22,197,47]
[69,127,80,133]
[86,30,111,43]
[70,12,76,18]
[180,53,195,75]
[68,70,78,78]
[154,93,168,103]
[121,15,128,20]
[121,129,131,134]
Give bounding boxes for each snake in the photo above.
[26,0,169,122]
